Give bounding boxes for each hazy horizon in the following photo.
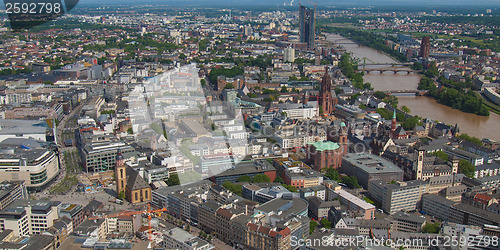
[76,0,500,7]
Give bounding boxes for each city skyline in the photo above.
[0,3,498,250]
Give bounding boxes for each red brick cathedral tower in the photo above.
[319,67,336,116]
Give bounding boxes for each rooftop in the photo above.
[343,153,403,174]
[334,189,376,210]
[308,141,340,151]
[452,203,500,224]
[392,211,426,224]
[255,197,308,220]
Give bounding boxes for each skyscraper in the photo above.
[299,5,315,49]
[420,36,430,58]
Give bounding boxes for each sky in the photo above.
[77,0,500,6]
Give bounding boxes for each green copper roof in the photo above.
[340,122,346,127]
[393,109,396,119]
[308,141,340,151]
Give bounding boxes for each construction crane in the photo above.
[306,0,317,13]
[88,204,167,242]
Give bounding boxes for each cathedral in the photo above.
[318,67,338,116]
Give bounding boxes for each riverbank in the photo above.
[326,33,500,141]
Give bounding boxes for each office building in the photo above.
[0,199,60,237]
[421,194,456,221]
[369,180,428,215]
[341,153,404,189]
[0,181,27,211]
[81,140,134,173]
[299,5,315,49]
[391,211,426,233]
[162,227,214,250]
[449,203,500,227]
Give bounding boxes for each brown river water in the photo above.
[327,34,500,141]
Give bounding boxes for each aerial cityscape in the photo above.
[0,1,499,249]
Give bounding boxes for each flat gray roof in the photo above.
[343,153,403,174]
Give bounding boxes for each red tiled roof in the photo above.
[257,225,271,235]
[474,193,493,204]
[216,208,233,219]
[278,227,291,237]
[248,223,258,231]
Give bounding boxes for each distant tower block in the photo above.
[420,36,430,59]
[315,50,321,65]
[284,47,295,63]
[299,5,315,49]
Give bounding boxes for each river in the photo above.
[327,33,500,141]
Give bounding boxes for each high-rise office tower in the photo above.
[420,36,430,58]
[299,5,315,49]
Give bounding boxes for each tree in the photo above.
[431,151,449,162]
[237,175,252,182]
[224,83,235,89]
[274,175,284,184]
[342,176,361,189]
[200,79,206,87]
[282,184,298,193]
[309,220,318,234]
[401,106,411,114]
[118,191,125,200]
[458,134,483,146]
[325,168,342,182]
[422,222,440,234]
[458,160,475,178]
[251,174,271,183]
[127,128,133,134]
[222,181,243,195]
[280,86,288,93]
[167,173,180,186]
[320,218,332,229]
[374,91,386,100]
[411,62,423,70]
